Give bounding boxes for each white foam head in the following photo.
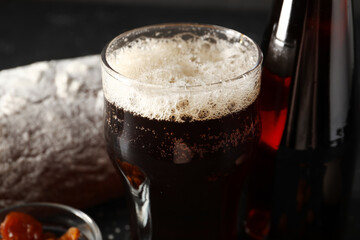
[102,24,262,122]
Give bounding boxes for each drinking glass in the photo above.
[101,23,262,240]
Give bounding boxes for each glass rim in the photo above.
[101,22,263,90]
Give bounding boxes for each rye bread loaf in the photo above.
[0,55,123,209]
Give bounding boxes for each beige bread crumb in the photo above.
[0,55,123,209]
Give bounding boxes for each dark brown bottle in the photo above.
[244,0,307,239]
[258,0,356,239]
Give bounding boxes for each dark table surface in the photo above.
[1,1,360,240]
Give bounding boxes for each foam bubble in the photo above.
[102,33,261,122]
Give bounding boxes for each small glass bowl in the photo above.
[0,202,102,240]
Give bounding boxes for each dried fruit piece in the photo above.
[57,227,80,240]
[0,212,43,240]
[0,212,81,240]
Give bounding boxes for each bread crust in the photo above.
[0,55,123,208]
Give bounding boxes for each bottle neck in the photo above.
[274,0,296,44]
[265,0,307,47]
[263,0,307,77]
